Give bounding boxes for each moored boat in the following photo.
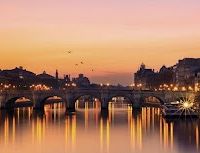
[161,101,199,118]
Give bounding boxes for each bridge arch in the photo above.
[106,93,134,104]
[65,92,101,111]
[74,92,101,106]
[74,94,101,109]
[73,93,101,104]
[141,95,165,105]
[35,95,66,109]
[5,96,33,109]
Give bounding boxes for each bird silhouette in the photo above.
[75,64,79,66]
[80,61,84,64]
[67,50,72,54]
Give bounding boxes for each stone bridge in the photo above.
[0,87,199,111]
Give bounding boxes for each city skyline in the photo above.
[0,57,200,87]
[1,0,200,85]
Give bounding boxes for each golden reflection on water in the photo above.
[12,117,15,144]
[196,125,199,151]
[130,112,142,151]
[84,102,89,129]
[65,113,77,152]
[0,103,199,153]
[36,117,46,144]
[4,117,9,144]
[99,115,110,153]
[161,119,174,150]
[100,118,103,151]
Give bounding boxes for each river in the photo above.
[0,102,199,153]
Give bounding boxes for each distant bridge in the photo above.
[0,87,199,111]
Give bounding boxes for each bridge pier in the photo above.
[66,104,76,112]
[100,96,109,110]
[32,109,45,117]
[101,101,109,110]
[132,103,142,110]
[33,97,44,110]
[66,95,76,112]
[132,94,142,109]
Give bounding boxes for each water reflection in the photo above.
[0,102,199,153]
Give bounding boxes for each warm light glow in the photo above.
[188,86,193,91]
[72,83,77,87]
[179,97,196,112]
[183,102,190,108]
[130,83,135,87]
[30,84,51,91]
[195,83,200,92]
[173,87,178,91]
[181,87,186,91]
[0,83,16,90]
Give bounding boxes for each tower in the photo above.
[56,69,58,80]
[140,63,146,70]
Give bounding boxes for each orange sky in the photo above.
[1,0,200,84]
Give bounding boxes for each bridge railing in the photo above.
[0,87,197,94]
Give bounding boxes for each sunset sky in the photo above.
[1,0,200,85]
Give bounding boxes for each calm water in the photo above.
[0,102,199,153]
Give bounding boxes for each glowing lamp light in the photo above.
[182,101,194,109]
[188,86,193,91]
[182,87,186,91]
[183,102,189,108]
[72,83,77,87]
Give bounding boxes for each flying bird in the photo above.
[80,61,84,64]
[75,64,79,66]
[67,50,72,54]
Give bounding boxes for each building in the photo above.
[37,71,55,80]
[134,58,200,89]
[0,67,37,88]
[194,68,200,91]
[134,64,174,89]
[72,74,90,87]
[174,58,200,86]
[37,71,60,89]
[158,65,174,85]
[0,67,93,89]
[0,67,36,80]
[134,63,156,89]
[37,71,57,88]
[64,75,71,83]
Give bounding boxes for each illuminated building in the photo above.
[174,58,200,86]
[134,63,156,89]
[134,64,174,89]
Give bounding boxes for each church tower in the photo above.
[56,69,59,80]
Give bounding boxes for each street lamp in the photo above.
[182,87,186,91]
[188,86,193,91]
